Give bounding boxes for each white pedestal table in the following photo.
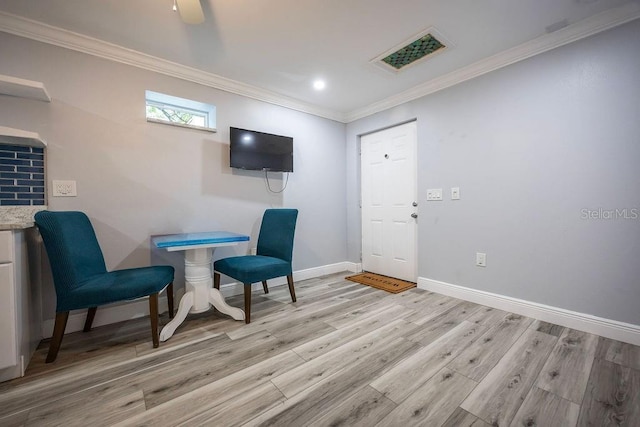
[151,231,250,341]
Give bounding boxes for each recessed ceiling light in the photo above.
[313,79,326,91]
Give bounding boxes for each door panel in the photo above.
[371,220,383,257]
[392,220,409,261]
[361,121,417,282]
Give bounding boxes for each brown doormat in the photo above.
[346,272,416,294]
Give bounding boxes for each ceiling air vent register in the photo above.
[372,27,450,73]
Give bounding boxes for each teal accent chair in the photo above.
[214,209,298,323]
[35,211,175,363]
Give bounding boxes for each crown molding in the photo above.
[344,3,640,123]
[1,5,639,125]
[0,11,347,123]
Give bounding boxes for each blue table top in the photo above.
[152,231,250,248]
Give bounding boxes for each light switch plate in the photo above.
[451,187,460,200]
[426,188,443,201]
[52,180,77,197]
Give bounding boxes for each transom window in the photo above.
[145,90,216,132]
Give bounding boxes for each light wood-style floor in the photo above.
[1,272,639,426]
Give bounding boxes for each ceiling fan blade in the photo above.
[176,0,204,25]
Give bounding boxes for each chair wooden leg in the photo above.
[244,284,251,324]
[287,274,297,303]
[83,307,97,332]
[167,282,175,319]
[149,293,159,348]
[46,311,69,363]
[262,280,269,294]
[214,272,221,289]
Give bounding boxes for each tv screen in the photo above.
[230,127,293,172]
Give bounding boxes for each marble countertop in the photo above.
[0,206,47,230]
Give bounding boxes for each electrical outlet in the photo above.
[476,252,487,267]
[52,180,77,197]
[426,188,443,201]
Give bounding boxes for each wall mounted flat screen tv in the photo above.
[230,127,294,172]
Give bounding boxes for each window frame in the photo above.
[145,90,217,133]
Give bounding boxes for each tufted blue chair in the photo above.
[213,209,298,323]
[35,211,174,363]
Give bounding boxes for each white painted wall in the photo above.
[346,19,640,326]
[0,32,347,324]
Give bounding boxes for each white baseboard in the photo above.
[42,297,170,339]
[219,261,361,297]
[418,277,640,346]
[42,262,360,338]
[348,262,363,273]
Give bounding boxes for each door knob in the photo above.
[412,202,418,207]
[411,213,418,219]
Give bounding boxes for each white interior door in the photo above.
[361,121,417,282]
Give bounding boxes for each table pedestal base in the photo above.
[160,247,245,342]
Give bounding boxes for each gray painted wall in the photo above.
[0,33,347,322]
[2,19,639,329]
[346,20,640,325]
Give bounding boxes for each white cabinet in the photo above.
[0,230,42,382]
[0,230,13,260]
[0,231,18,371]
[0,126,47,148]
[0,73,51,102]
[0,262,17,369]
